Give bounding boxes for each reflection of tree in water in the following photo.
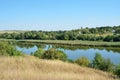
[36,44,46,49]
[91,47,120,53]
[52,45,90,51]
[14,42,120,53]
[52,44,120,53]
[105,47,120,53]
[17,43,34,49]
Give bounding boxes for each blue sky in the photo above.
[0,0,120,31]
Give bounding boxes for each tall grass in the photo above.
[0,39,120,47]
[18,40,120,47]
[0,56,118,80]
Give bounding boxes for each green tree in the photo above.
[68,32,77,40]
[42,48,67,61]
[81,29,90,34]
[32,48,45,58]
[100,58,114,72]
[0,42,22,56]
[104,35,113,42]
[115,28,120,34]
[64,32,69,40]
[113,35,120,42]
[75,56,90,67]
[92,53,104,69]
[92,53,114,72]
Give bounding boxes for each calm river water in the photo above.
[16,43,120,64]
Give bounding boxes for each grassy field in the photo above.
[0,39,120,47]
[0,56,118,80]
[0,30,27,34]
[17,40,120,47]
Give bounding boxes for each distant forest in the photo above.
[0,26,120,42]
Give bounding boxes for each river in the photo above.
[16,43,120,64]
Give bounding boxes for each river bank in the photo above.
[16,40,120,47]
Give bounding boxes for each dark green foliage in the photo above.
[92,53,104,69]
[104,35,113,42]
[92,53,114,72]
[32,48,67,61]
[32,48,45,58]
[114,64,120,77]
[100,58,114,72]
[42,48,67,61]
[0,42,22,56]
[81,28,90,34]
[63,32,69,40]
[74,53,119,77]
[75,56,90,67]
[113,35,120,42]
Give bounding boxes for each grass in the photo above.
[0,30,27,34]
[0,39,120,47]
[0,56,118,80]
[17,40,120,47]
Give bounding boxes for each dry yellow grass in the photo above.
[0,56,118,80]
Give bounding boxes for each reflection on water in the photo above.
[16,43,120,64]
[16,45,38,54]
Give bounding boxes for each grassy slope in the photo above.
[0,56,118,80]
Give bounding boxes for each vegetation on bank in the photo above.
[0,41,120,78]
[0,26,120,42]
[0,41,22,56]
[18,40,120,47]
[31,48,120,78]
[75,53,120,78]
[1,39,120,47]
[32,48,67,61]
[75,56,90,67]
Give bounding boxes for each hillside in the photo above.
[0,30,27,34]
[0,56,118,80]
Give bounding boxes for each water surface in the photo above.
[16,43,120,64]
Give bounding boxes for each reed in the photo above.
[18,40,120,47]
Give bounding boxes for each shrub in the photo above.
[0,41,22,56]
[100,58,114,72]
[32,48,45,58]
[75,56,90,67]
[114,64,120,77]
[42,48,67,61]
[92,53,114,72]
[92,53,104,69]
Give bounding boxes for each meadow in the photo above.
[17,40,120,47]
[0,56,118,80]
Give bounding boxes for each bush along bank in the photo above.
[0,41,22,56]
[32,49,120,78]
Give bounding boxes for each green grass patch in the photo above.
[17,40,120,47]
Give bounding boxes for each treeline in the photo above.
[0,26,120,41]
